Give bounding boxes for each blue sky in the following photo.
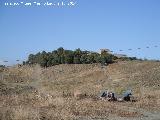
[0,0,160,65]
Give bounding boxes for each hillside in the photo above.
[0,61,160,120]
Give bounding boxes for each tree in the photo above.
[80,54,88,64]
[38,51,48,67]
[73,48,82,64]
[73,56,81,64]
[60,55,65,64]
[74,48,82,55]
[28,54,36,64]
[100,50,113,65]
[22,61,26,65]
[93,53,101,63]
[64,50,74,64]
[57,47,64,56]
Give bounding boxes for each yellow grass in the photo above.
[0,61,160,119]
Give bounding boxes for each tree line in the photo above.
[24,47,138,67]
[24,47,118,67]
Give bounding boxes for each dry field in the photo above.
[0,61,160,120]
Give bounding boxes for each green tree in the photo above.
[80,54,88,64]
[57,47,64,56]
[28,54,35,64]
[73,48,82,64]
[64,50,74,64]
[39,51,48,67]
[74,56,81,64]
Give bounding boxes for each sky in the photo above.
[0,0,160,65]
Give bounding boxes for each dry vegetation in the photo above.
[0,61,160,120]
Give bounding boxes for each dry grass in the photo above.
[0,61,160,119]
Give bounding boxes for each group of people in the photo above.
[100,90,132,102]
[100,90,116,101]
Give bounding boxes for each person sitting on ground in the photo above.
[123,90,132,101]
[107,92,116,101]
[101,90,108,97]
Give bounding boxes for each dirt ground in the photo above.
[0,61,160,120]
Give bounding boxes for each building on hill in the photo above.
[99,49,111,54]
